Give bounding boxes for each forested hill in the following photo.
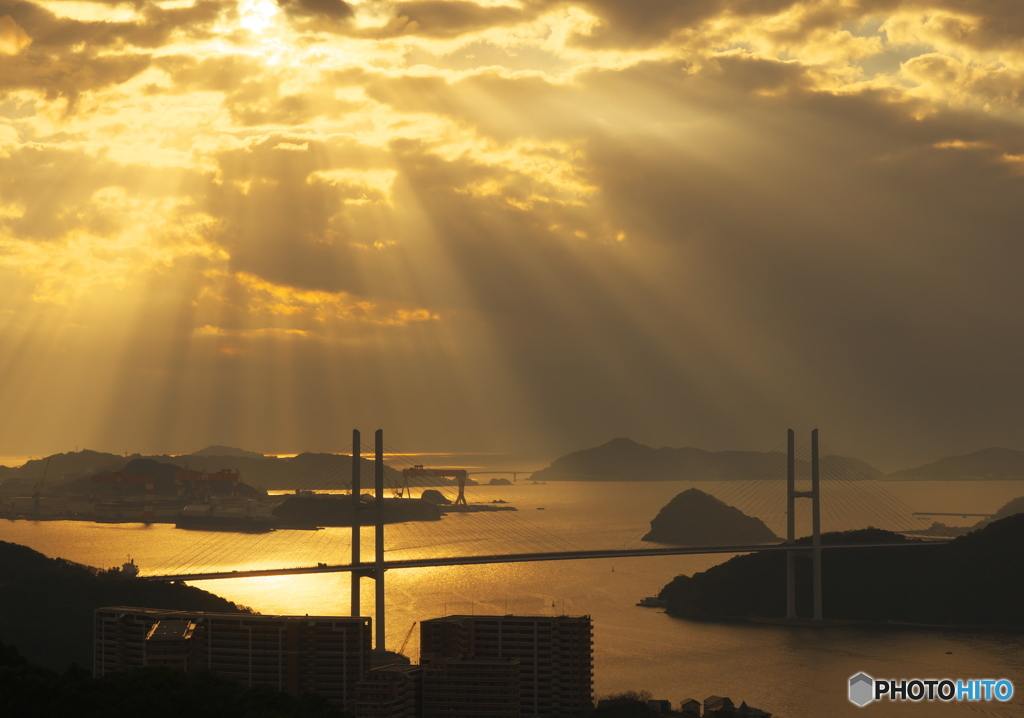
[658,515,1024,625]
[0,541,247,671]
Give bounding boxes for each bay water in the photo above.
[3,480,1023,717]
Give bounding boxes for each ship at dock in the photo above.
[174,468,278,532]
[175,500,278,533]
[271,492,444,526]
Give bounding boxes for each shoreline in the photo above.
[660,611,1024,633]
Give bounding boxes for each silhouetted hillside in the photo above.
[986,495,1024,522]
[658,517,1024,625]
[0,450,131,486]
[179,452,406,490]
[190,445,266,459]
[531,438,883,481]
[0,449,408,492]
[0,541,248,671]
[55,458,265,499]
[888,447,1024,480]
[642,489,779,545]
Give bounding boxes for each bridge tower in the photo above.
[349,428,388,655]
[786,428,823,621]
[350,429,361,617]
[374,428,386,655]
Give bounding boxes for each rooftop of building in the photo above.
[423,614,591,622]
[97,606,371,623]
[145,620,195,641]
[366,664,424,675]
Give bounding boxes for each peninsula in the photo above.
[657,514,1024,626]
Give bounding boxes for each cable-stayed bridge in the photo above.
[140,429,951,649]
[148,541,944,582]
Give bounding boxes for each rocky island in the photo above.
[642,489,779,545]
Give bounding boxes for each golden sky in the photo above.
[1,0,1023,468]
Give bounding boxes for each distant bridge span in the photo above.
[144,540,949,582]
[912,512,992,518]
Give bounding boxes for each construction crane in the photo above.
[402,466,469,505]
[398,621,417,656]
[390,474,412,498]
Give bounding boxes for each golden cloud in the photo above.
[194,270,440,339]
[0,14,31,55]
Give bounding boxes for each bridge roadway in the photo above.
[144,540,949,582]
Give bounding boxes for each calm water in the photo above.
[4,480,1024,717]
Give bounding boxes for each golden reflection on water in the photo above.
[6,480,1024,707]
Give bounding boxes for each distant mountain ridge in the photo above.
[0,447,461,491]
[529,438,883,481]
[189,445,266,460]
[7,441,1024,489]
[887,447,1024,480]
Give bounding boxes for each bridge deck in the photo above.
[912,512,992,517]
[144,541,949,582]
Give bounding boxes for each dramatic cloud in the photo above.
[0,13,31,54]
[2,0,1024,466]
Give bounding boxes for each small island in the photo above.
[642,488,779,545]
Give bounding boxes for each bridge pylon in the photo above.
[348,428,388,654]
[374,429,386,655]
[786,428,823,621]
[351,430,361,617]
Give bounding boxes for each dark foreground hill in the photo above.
[0,640,350,718]
[642,489,779,545]
[0,541,247,671]
[658,516,1024,625]
[530,438,883,481]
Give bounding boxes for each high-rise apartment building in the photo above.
[419,615,593,716]
[94,607,371,705]
[422,656,521,718]
[354,664,423,718]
